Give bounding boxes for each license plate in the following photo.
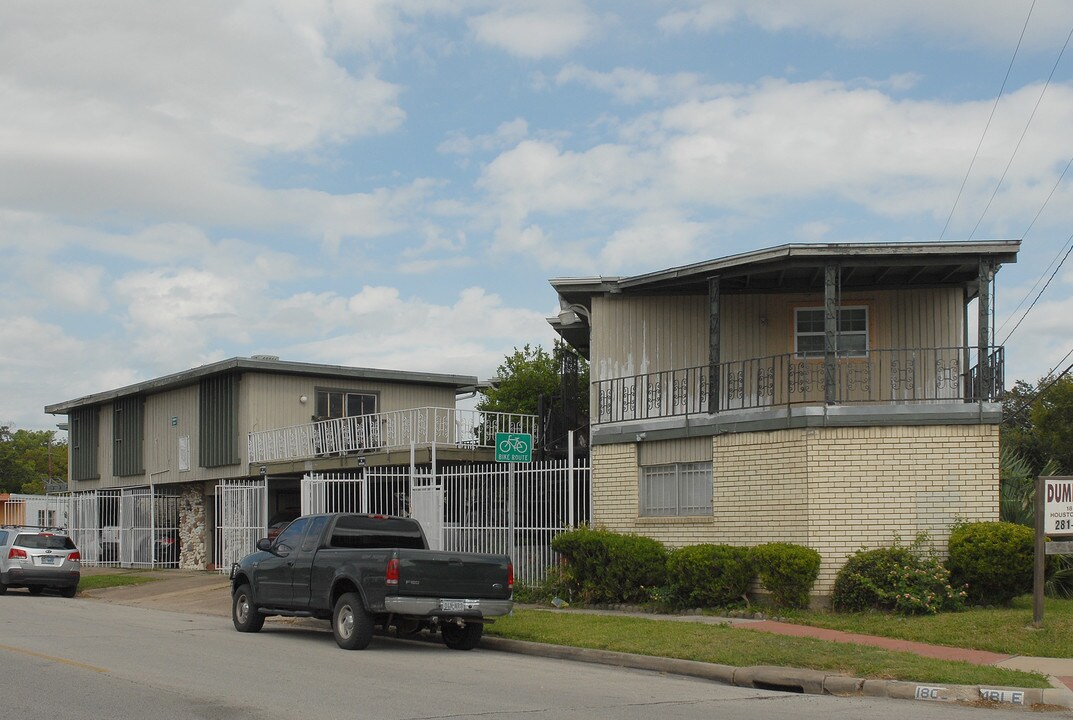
[440,600,475,612]
[40,556,56,565]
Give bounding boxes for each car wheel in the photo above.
[332,592,373,650]
[61,585,78,599]
[232,584,265,633]
[441,621,483,650]
[0,581,7,595]
[27,585,44,596]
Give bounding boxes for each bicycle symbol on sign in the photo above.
[498,435,529,455]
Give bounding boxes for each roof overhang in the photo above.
[548,240,1021,358]
[45,357,479,415]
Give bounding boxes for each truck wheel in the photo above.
[441,622,483,650]
[333,592,374,650]
[232,584,265,633]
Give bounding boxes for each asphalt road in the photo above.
[0,593,1043,720]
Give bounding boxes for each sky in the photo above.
[4,0,1073,434]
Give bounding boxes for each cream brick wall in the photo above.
[592,424,999,598]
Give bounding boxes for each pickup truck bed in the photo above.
[229,513,514,650]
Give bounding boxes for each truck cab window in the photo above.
[274,516,310,551]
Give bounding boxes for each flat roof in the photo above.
[45,357,478,414]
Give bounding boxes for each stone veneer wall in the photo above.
[591,423,999,598]
[178,483,207,569]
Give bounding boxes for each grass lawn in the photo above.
[784,595,1073,658]
[77,572,159,592]
[486,606,1056,688]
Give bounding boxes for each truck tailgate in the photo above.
[394,550,512,600]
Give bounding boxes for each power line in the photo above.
[1004,354,1073,423]
[999,230,1073,345]
[938,0,1035,241]
[968,23,1073,240]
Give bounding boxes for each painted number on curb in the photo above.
[980,689,1025,705]
[915,686,946,700]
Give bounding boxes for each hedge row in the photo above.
[550,528,821,610]
[549,521,1039,614]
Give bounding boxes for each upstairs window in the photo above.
[315,390,377,419]
[795,306,868,358]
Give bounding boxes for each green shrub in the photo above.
[750,543,821,609]
[832,536,965,615]
[947,521,1034,606]
[551,526,667,604]
[666,544,754,608]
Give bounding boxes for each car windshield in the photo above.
[15,534,76,550]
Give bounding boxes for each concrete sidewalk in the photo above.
[76,569,1073,709]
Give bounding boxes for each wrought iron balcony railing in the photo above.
[594,346,1004,424]
[248,407,538,464]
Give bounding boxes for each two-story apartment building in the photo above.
[549,240,1019,600]
[44,356,530,570]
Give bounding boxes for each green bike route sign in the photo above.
[495,432,532,463]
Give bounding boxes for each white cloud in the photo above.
[468,0,598,59]
[554,64,712,104]
[439,118,530,155]
[657,0,1073,50]
[0,2,407,238]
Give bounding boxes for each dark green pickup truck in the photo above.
[229,513,514,651]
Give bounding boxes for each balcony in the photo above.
[248,407,538,464]
[593,346,1004,424]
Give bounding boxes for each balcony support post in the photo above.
[824,264,838,404]
[978,258,993,400]
[708,276,721,415]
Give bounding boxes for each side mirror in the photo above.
[256,538,273,552]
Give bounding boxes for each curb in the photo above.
[481,637,1073,710]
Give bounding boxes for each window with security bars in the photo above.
[639,462,713,517]
[795,306,868,358]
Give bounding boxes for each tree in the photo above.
[0,425,67,494]
[1002,375,1073,476]
[477,343,589,417]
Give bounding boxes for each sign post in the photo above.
[1035,476,1073,626]
[495,433,533,566]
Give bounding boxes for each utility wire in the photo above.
[1004,354,1073,422]
[968,22,1073,240]
[939,0,1035,241]
[999,231,1073,345]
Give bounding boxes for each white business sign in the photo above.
[1044,477,1073,535]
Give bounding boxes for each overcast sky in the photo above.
[3,0,1073,433]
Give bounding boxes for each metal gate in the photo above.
[119,487,180,568]
[214,480,267,572]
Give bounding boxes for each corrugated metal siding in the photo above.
[638,437,711,465]
[70,407,101,482]
[200,374,239,468]
[241,373,457,433]
[112,396,145,477]
[591,294,708,382]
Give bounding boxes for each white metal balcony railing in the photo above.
[248,407,538,464]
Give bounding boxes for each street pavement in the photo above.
[76,568,1073,710]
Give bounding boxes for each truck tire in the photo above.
[232,584,265,633]
[441,621,483,650]
[333,592,374,650]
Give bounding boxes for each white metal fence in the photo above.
[1,493,69,529]
[214,480,267,572]
[51,488,180,568]
[300,458,591,585]
[248,407,538,464]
